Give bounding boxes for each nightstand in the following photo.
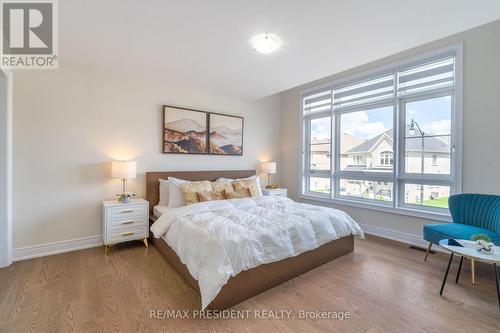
[262,188,288,198]
[102,198,149,255]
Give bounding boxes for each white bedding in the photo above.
[150,196,363,309]
[153,204,170,218]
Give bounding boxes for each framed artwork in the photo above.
[163,105,208,154]
[208,113,244,155]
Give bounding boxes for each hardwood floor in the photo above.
[1,235,500,332]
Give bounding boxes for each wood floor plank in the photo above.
[1,235,500,332]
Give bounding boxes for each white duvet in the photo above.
[150,196,363,309]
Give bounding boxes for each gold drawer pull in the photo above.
[121,209,134,213]
[121,221,134,225]
[122,232,134,236]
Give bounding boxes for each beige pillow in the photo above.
[232,178,261,197]
[180,181,212,205]
[197,190,225,202]
[211,179,233,197]
[225,188,251,199]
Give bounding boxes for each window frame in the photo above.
[380,151,394,166]
[299,44,463,221]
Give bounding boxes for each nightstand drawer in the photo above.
[107,204,146,218]
[107,226,147,244]
[107,216,147,231]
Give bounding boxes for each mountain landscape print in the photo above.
[209,113,243,155]
[163,106,208,154]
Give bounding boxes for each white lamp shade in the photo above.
[260,162,276,174]
[111,161,137,179]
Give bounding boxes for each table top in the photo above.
[439,239,500,264]
[102,198,148,206]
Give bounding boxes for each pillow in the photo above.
[219,175,263,196]
[167,176,189,208]
[197,190,225,202]
[180,181,212,205]
[225,188,251,199]
[231,177,262,197]
[211,179,233,197]
[158,179,170,206]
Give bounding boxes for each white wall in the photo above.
[13,62,281,249]
[0,70,12,267]
[279,20,500,240]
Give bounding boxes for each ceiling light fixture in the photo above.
[250,33,282,54]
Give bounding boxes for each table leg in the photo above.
[471,258,476,285]
[493,263,500,311]
[440,253,454,295]
[455,256,464,283]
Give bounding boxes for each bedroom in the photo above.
[1,0,500,332]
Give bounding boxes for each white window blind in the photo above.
[398,56,455,94]
[333,73,394,108]
[303,89,332,114]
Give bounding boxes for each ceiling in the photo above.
[60,0,500,99]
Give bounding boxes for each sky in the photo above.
[311,95,451,141]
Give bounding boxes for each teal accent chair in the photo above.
[423,193,500,284]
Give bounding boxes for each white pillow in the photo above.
[217,175,263,196]
[167,176,189,208]
[158,179,170,206]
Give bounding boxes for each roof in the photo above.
[346,129,393,154]
[346,127,450,154]
[341,133,363,153]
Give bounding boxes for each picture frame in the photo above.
[208,113,244,156]
[162,105,208,154]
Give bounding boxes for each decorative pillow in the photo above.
[159,179,170,206]
[219,176,263,196]
[197,190,225,202]
[211,179,233,197]
[167,177,189,208]
[181,181,212,205]
[231,178,262,197]
[225,188,251,199]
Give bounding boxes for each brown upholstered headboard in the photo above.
[146,170,256,215]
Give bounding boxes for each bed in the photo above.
[146,170,363,310]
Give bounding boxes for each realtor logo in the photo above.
[1,0,58,69]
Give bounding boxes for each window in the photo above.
[339,179,393,202]
[301,45,462,218]
[339,105,393,172]
[309,177,331,195]
[380,151,393,166]
[352,155,364,165]
[309,116,331,171]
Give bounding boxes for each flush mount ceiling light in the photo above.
[250,33,282,54]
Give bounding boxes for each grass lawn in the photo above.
[422,196,449,208]
[311,189,330,193]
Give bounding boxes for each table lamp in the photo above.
[111,160,137,202]
[260,162,276,187]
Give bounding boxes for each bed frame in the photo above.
[146,170,354,309]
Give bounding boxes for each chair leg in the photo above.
[471,258,476,285]
[424,242,433,261]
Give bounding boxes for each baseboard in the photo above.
[13,235,103,262]
[358,223,446,253]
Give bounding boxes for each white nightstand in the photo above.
[102,198,149,255]
[262,188,288,198]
